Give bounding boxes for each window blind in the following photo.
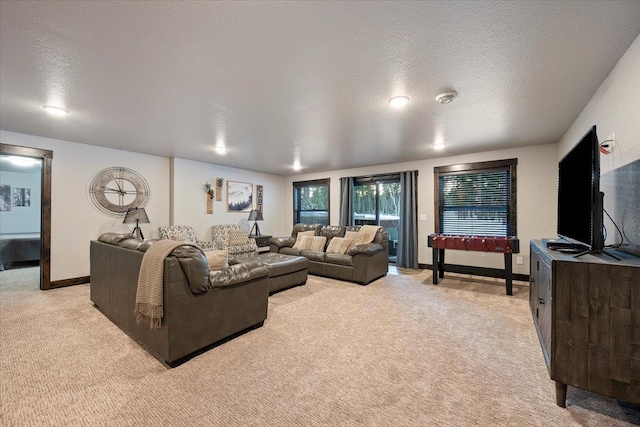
[438,170,511,236]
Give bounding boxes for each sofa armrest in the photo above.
[270,236,295,249]
[210,261,268,289]
[348,243,384,256]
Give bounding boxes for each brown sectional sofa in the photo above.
[270,224,389,285]
[90,233,269,366]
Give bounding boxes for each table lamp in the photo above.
[123,207,150,239]
[248,209,263,236]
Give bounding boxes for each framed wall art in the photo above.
[0,185,11,211]
[13,187,31,207]
[227,181,253,212]
[256,185,263,212]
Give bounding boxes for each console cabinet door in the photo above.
[537,258,552,357]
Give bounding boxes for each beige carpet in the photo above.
[1,267,639,426]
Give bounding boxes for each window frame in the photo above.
[292,178,331,226]
[434,158,517,237]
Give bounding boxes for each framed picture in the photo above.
[256,185,264,212]
[13,188,31,207]
[0,185,10,211]
[227,181,253,212]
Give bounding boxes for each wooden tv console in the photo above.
[529,240,640,407]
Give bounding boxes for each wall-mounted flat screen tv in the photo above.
[557,125,604,251]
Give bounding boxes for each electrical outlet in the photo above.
[516,256,523,265]
[419,214,427,221]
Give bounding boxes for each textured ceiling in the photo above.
[1,1,639,176]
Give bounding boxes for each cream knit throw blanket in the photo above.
[134,239,197,330]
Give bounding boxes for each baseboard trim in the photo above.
[49,276,90,289]
[418,263,529,283]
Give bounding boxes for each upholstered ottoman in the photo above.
[231,253,308,294]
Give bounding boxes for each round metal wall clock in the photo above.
[88,167,150,216]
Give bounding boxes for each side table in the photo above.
[250,234,272,253]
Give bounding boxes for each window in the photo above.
[352,174,401,261]
[434,159,517,237]
[293,178,330,225]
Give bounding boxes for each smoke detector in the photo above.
[435,91,458,104]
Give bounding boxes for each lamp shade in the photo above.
[248,209,263,221]
[123,207,150,224]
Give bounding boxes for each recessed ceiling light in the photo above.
[388,96,410,109]
[435,91,457,104]
[9,156,37,167]
[433,142,446,150]
[42,105,69,116]
[214,145,227,155]
[293,160,301,171]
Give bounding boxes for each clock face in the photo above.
[89,167,150,216]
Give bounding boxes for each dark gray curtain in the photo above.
[339,177,354,226]
[397,170,419,269]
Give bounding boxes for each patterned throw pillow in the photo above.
[173,231,192,243]
[326,237,353,255]
[206,250,228,270]
[344,230,365,248]
[227,228,249,246]
[308,236,327,252]
[292,236,313,251]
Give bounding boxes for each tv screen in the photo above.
[557,126,603,250]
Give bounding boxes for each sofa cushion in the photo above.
[320,225,346,250]
[293,235,312,251]
[292,224,320,237]
[309,236,327,252]
[296,230,316,239]
[325,253,354,266]
[227,228,249,246]
[206,249,228,270]
[344,231,365,247]
[326,237,352,255]
[301,250,326,262]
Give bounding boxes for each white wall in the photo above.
[171,158,287,241]
[285,144,559,275]
[0,130,170,281]
[0,165,41,233]
[559,34,640,171]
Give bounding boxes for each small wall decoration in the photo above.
[227,181,253,212]
[0,185,10,211]
[256,185,264,212]
[203,181,215,214]
[13,188,31,207]
[215,177,224,201]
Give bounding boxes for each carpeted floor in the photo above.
[1,266,639,426]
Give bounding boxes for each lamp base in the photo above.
[250,222,261,236]
[132,220,145,240]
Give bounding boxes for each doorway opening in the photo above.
[353,177,400,262]
[0,144,52,289]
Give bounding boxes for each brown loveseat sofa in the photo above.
[90,233,269,365]
[269,224,388,285]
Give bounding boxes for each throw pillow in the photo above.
[344,230,365,248]
[309,236,327,252]
[206,250,229,270]
[227,228,249,246]
[296,230,316,239]
[173,231,192,243]
[326,237,352,255]
[292,235,313,251]
[358,225,380,244]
